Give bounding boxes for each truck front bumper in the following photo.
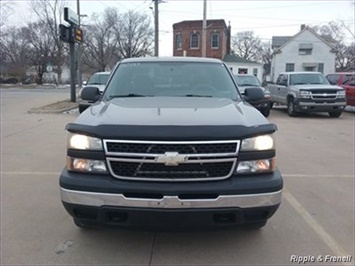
[295,99,346,112]
[60,169,283,229]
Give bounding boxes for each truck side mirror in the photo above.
[81,86,101,102]
[243,87,264,102]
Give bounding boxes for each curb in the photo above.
[28,100,79,114]
[28,105,78,114]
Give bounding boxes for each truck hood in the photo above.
[292,84,343,90]
[67,97,276,140]
[238,86,268,94]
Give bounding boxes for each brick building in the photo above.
[172,19,231,59]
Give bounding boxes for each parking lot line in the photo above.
[1,172,60,175]
[283,188,352,266]
[283,174,353,178]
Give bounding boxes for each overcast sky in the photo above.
[5,0,355,56]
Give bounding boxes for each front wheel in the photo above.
[287,98,298,117]
[260,107,271,117]
[329,111,342,118]
[74,218,97,229]
[242,220,267,230]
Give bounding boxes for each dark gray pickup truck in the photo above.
[60,57,283,230]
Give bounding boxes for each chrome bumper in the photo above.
[298,101,346,107]
[60,188,282,209]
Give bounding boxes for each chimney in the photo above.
[226,21,231,55]
[301,24,306,31]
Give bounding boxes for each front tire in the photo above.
[329,111,342,118]
[242,220,267,230]
[74,218,97,229]
[78,104,87,114]
[287,98,298,117]
[261,107,271,117]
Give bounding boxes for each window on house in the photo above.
[285,63,295,72]
[238,68,248,74]
[299,43,313,55]
[190,33,199,49]
[176,34,182,50]
[253,68,258,76]
[317,63,324,74]
[211,33,219,49]
[299,48,312,55]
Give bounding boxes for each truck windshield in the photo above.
[88,73,110,85]
[102,62,240,100]
[234,75,261,87]
[290,73,329,85]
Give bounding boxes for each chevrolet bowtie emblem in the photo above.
[156,152,187,166]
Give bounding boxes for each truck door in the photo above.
[275,74,288,104]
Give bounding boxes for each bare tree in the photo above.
[0,26,31,79]
[22,21,57,84]
[231,31,263,62]
[313,21,355,71]
[29,0,66,83]
[0,1,14,28]
[114,10,154,58]
[81,7,121,72]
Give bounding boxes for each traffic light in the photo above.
[59,24,71,43]
[73,27,83,43]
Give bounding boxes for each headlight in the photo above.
[68,133,103,150]
[337,90,346,98]
[241,135,274,151]
[300,91,311,99]
[67,157,107,173]
[236,158,275,174]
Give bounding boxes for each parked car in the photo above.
[326,72,355,106]
[60,57,283,230]
[233,74,271,117]
[267,72,346,117]
[78,71,111,113]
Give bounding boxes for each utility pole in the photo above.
[201,0,207,57]
[77,0,82,88]
[154,0,159,56]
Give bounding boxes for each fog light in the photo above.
[236,158,275,174]
[67,157,107,173]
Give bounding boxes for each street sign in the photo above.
[73,27,83,43]
[46,64,53,72]
[64,7,79,25]
[59,24,71,42]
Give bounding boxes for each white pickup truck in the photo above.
[267,72,346,117]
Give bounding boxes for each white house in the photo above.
[223,54,263,82]
[270,25,336,83]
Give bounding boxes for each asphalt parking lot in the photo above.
[1,87,354,266]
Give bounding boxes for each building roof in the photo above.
[271,36,292,48]
[272,26,335,53]
[222,54,261,65]
[173,19,227,29]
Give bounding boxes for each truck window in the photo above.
[290,73,329,85]
[276,75,283,85]
[342,74,353,85]
[326,74,341,85]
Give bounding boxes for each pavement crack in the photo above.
[55,240,74,255]
[148,233,156,266]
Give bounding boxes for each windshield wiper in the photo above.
[109,94,151,98]
[184,94,213,97]
[239,84,258,86]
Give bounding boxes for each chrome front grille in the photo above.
[104,140,240,181]
[311,90,338,100]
